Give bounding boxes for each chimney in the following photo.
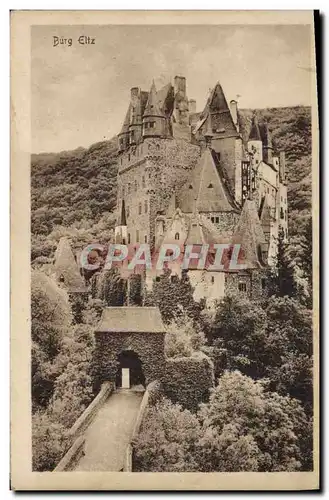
[230,100,238,130]
[279,151,286,183]
[189,99,196,114]
[174,76,186,96]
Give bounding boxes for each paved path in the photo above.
[74,389,143,471]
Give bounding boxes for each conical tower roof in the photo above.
[118,199,127,226]
[53,237,87,292]
[119,104,131,135]
[232,199,267,268]
[249,113,262,141]
[143,81,164,117]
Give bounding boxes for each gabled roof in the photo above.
[232,199,268,268]
[96,306,166,333]
[177,147,239,213]
[143,81,164,117]
[53,237,87,292]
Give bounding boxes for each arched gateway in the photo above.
[93,306,166,390]
[116,350,145,389]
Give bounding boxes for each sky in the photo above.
[31,24,312,153]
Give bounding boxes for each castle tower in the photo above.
[115,199,128,244]
[142,81,165,138]
[248,113,263,165]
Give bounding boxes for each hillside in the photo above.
[31,106,312,267]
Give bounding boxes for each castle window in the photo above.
[208,183,213,188]
[189,184,193,190]
[142,176,146,188]
[261,278,266,290]
[138,202,142,215]
[280,207,284,219]
[128,183,131,194]
[267,187,269,194]
[144,235,147,243]
[126,206,130,218]
[175,232,180,240]
[144,200,148,213]
[128,154,130,161]
[211,217,215,223]
[150,122,155,128]
[211,276,215,284]
[215,217,219,223]
[238,282,247,292]
[285,210,287,221]
[59,274,65,283]
[128,233,131,244]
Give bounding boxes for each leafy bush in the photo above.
[163,353,214,412]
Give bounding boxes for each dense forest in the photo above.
[31,105,314,472]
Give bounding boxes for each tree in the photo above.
[164,313,206,359]
[210,294,267,378]
[264,296,313,411]
[31,271,72,410]
[268,227,297,298]
[145,269,205,325]
[133,397,202,472]
[198,371,307,471]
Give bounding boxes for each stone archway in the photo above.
[115,350,145,389]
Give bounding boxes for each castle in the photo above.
[113,76,288,306]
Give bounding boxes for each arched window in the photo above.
[175,232,180,240]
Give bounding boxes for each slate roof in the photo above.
[249,114,262,141]
[177,147,239,213]
[143,81,164,117]
[96,306,166,334]
[195,83,240,140]
[118,199,127,226]
[53,237,87,292]
[119,104,131,135]
[232,199,268,268]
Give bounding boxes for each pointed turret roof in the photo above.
[249,113,262,141]
[118,199,127,226]
[119,104,131,135]
[197,83,239,139]
[53,237,87,292]
[143,81,164,117]
[177,147,239,213]
[232,199,267,268]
